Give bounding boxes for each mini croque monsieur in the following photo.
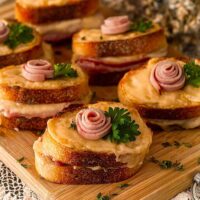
[15,0,102,43]
[118,57,200,130]
[0,59,91,131]
[73,15,168,85]
[33,102,152,184]
[0,20,50,67]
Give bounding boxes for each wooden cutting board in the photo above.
[0,127,200,200]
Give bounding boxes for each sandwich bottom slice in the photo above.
[33,102,152,184]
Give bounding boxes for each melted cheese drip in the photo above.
[17,0,82,7]
[75,24,162,42]
[0,64,89,90]
[119,58,200,109]
[47,102,152,168]
[33,13,104,35]
[148,116,200,130]
[0,22,41,56]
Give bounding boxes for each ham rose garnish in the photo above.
[0,21,9,43]
[22,59,54,82]
[101,15,131,35]
[76,108,112,140]
[150,60,185,92]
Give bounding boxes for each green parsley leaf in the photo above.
[130,20,153,33]
[184,61,200,87]
[54,63,78,78]
[70,121,77,130]
[4,23,34,49]
[118,183,130,189]
[17,157,25,163]
[96,193,110,200]
[35,130,44,136]
[105,107,141,144]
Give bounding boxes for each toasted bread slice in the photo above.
[72,24,167,58]
[15,0,99,24]
[0,21,43,67]
[33,102,152,183]
[118,57,200,129]
[34,141,137,184]
[0,64,90,104]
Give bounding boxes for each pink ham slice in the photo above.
[0,21,9,43]
[76,108,111,140]
[22,59,54,82]
[76,57,148,73]
[101,16,131,35]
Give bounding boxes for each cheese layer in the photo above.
[119,58,200,109]
[148,116,200,130]
[0,64,89,90]
[33,13,104,35]
[0,21,41,56]
[47,102,152,168]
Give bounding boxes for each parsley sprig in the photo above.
[54,63,78,78]
[4,23,34,49]
[184,61,200,87]
[105,107,141,144]
[130,20,153,33]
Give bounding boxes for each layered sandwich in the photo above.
[73,15,168,85]
[118,57,200,130]
[15,0,103,43]
[33,102,152,184]
[0,20,52,67]
[0,59,91,131]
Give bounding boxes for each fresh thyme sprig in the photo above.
[105,107,141,144]
[54,63,78,78]
[4,23,34,49]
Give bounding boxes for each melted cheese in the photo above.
[0,64,89,90]
[75,24,163,42]
[0,93,91,119]
[33,13,104,35]
[119,58,200,109]
[0,21,41,56]
[47,102,152,168]
[17,0,82,7]
[148,116,200,130]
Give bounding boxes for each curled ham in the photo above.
[22,59,54,82]
[150,60,185,92]
[76,108,111,140]
[101,15,131,35]
[0,21,9,43]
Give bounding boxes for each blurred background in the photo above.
[101,0,200,57]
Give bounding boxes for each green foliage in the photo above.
[54,63,78,78]
[105,107,141,144]
[4,23,34,49]
[130,20,153,32]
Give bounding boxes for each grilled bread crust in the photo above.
[41,132,124,167]
[72,25,167,58]
[118,57,200,120]
[34,140,138,184]
[0,115,48,131]
[15,0,99,24]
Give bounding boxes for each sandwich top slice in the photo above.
[73,15,168,85]
[118,57,200,130]
[15,0,99,24]
[33,101,152,184]
[0,60,91,131]
[0,20,47,67]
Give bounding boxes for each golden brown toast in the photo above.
[15,0,99,24]
[33,102,152,184]
[0,64,90,104]
[0,21,43,67]
[118,57,200,129]
[72,24,167,58]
